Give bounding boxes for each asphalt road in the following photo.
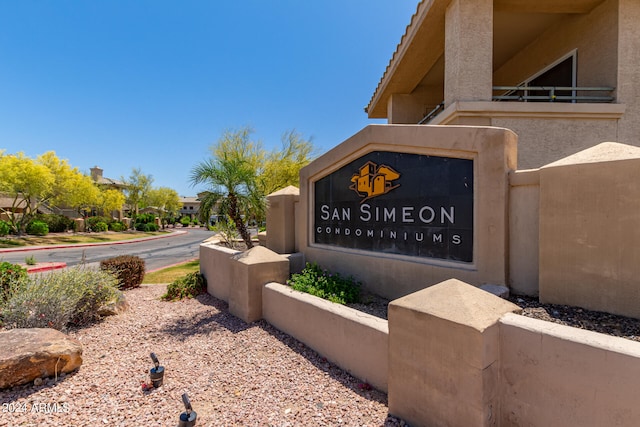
[0,228,216,271]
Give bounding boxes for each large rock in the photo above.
[0,328,83,389]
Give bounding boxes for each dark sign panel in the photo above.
[313,151,473,262]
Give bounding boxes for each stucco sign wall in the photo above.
[313,151,474,262]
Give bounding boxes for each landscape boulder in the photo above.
[0,328,83,389]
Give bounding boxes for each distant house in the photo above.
[90,166,127,190]
[179,197,200,220]
[366,0,640,168]
[90,166,127,218]
[0,195,28,223]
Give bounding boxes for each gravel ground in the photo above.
[348,290,640,343]
[0,285,405,427]
[508,294,640,342]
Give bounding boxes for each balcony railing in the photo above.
[492,86,615,103]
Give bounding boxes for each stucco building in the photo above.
[179,196,200,220]
[366,0,640,168]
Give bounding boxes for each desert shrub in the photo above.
[0,262,27,309]
[287,262,360,305]
[213,216,241,249]
[25,220,49,236]
[109,221,126,232]
[93,221,109,232]
[161,272,207,301]
[180,216,191,227]
[0,220,10,236]
[86,216,112,232]
[135,222,159,232]
[99,255,145,289]
[32,213,75,233]
[1,267,119,330]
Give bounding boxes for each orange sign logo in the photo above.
[349,161,401,203]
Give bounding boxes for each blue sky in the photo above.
[0,1,416,196]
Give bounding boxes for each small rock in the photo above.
[34,377,43,386]
[98,291,129,316]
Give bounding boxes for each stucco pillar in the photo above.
[228,246,289,323]
[444,0,493,106]
[616,0,640,144]
[388,279,520,427]
[266,186,299,254]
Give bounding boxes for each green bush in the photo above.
[86,216,112,232]
[25,220,49,236]
[99,255,145,289]
[0,220,10,236]
[180,216,191,227]
[0,262,27,309]
[161,272,207,301]
[93,221,108,232]
[108,221,126,232]
[134,222,158,232]
[1,267,119,330]
[287,262,360,305]
[32,213,75,233]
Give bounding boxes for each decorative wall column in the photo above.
[444,0,493,106]
[616,0,640,144]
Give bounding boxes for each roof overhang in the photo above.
[366,0,607,119]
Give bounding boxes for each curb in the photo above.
[146,258,199,274]
[26,262,68,274]
[0,230,188,254]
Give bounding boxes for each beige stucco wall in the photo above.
[494,115,620,170]
[538,142,640,318]
[508,169,540,296]
[493,0,618,89]
[199,241,241,302]
[228,246,289,323]
[265,186,299,254]
[299,124,517,300]
[500,312,640,426]
[616,0,640,145]
[444,0,493,105]
[388,279,520,427]
[262,283,389,392]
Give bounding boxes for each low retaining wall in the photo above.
[262,282,388,392]
[200,242,640,426]
[500,313,640,426]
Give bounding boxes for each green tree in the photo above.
[191,127,316,247]
[123,168,153,216]
[146,187,181,228]
[191,132,261,248]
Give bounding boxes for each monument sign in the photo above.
[314,151,473,262]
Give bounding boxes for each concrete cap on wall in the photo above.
[390,278,521,332]
[231,245,287,265]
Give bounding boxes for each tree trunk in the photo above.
[228,193,253,249]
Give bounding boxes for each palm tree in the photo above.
[190,154,262,249]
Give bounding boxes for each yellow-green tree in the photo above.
[98,188,126,217]
[122,168,153,216]
[146,187,180,227]
[259,129,315,195]
[191,127,315,245]
[0,151,101,234]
